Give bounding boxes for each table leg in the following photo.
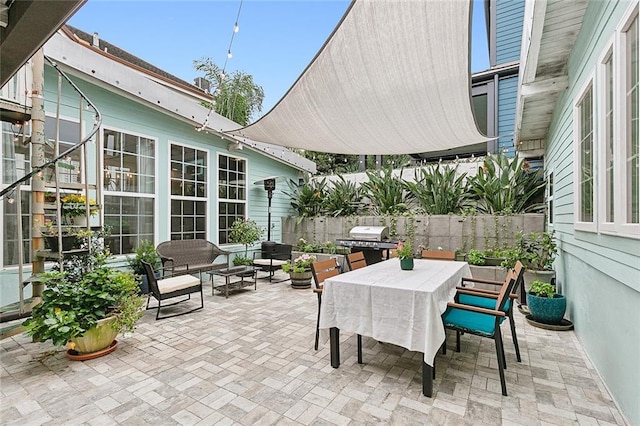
[330,327,340,368]
[225,276,229,298]
[422,359,433,397]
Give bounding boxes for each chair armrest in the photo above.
[446,302,505,317]
[461,277,503,286]
[457,288,498,299]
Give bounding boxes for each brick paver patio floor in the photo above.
[0,271,627,425]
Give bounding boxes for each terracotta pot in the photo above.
[69,316,119,355]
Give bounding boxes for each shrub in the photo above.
[405,164,468,214]
[529,280,556,298]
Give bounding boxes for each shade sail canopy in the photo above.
[227,0,490,155]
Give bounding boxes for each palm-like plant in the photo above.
[193,58,264,125]
[405,164,468,214]
[285,177,327,223]
[323,176,362,216]
[467,152,545,214]
[361,168,411,215]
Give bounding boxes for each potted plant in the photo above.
[229,218,264,266]
[518,230,557,288]
[467,249,486,266]
[23,264,145,360]
[396,241,414,270]
[61,193,99,226]
[526,280,566,325]
[282,253,316,289]
[41,219,90,252]
[127,240,160,294]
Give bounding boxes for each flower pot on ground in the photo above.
[24,263,145,357]
[526,280,566,325]
[127,240,160,294]
[282,253,316,289]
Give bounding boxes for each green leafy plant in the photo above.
[24,265,145,347]
[467,249,486,265]
[467,152,545,214]
[285,177,327,224]
[228,218,264,259]
[61,193,99,218]
[233,255,253,266]
[518,230,557,271]
[282,253,316,273]
[405,164,468,214]
[323,176,362,217]
[127,240,160,278]
[361,168,411,215]
[395,241,414,260]
[528,280,556,298]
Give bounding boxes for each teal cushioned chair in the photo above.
[442,270,518,396]
[455,261,525,363]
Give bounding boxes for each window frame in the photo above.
[573,75,597,233]
[168,140,209,241]
[598,42,617,234]
[617,3,640,237]
[102,125,157,255]
[217,152,249,246]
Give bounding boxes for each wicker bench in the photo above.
[156,239,230,276]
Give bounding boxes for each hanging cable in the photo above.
[197,0,244,131]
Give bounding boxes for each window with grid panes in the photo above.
[218,154,247,244]
[170,144,207,240]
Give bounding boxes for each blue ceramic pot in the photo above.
[526,293,566,324]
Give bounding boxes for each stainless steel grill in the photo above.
[336,226,398,264]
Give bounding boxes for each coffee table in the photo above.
[208,266,257,298]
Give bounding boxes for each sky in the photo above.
[68,0,489,118]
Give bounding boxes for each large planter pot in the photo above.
[483,257,506,267]
[526,293,566,325]
[68,317,119,356]
[44,235,82,252]
[521,269,555,305]
[400,258,414,270]
[289,270,313,289]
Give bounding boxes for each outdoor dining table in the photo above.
[318,258,472,397]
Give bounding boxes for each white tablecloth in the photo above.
[319,258,472,365]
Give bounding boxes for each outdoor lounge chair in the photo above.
[346,251,367,271]
[252,242,292,282]
[455,260,525,363]
[442,269,518,396]
[142,261,203,320]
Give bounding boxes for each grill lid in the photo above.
[349,226,389,241]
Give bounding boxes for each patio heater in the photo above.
[253,176,280,241]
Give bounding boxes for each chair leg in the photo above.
[494,330,508,396]
[315,295,321,350]
[357,334,362,364]
[456,331,461,352]
[441,336,447,355]
[508,309,522,362]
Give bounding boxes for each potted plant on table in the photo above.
[282,253,316,289]
[127,240,160,294]
[229,218,264,266]
[526,280,567,325]
[396,241,415,270]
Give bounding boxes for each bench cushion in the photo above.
[253,259,287,267]
[157,275,201,294]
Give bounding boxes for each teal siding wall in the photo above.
[497,75,518,156]
[43,68,299,251]
[544,1,640,423]
[495,0,525,64]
